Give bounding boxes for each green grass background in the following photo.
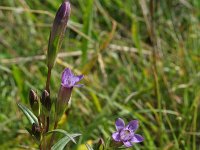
[0,0,200,149]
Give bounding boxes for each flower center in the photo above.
[64,77,73,87]
[67,80,71,85]
[120,129,133,141]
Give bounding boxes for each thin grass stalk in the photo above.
[192,92,200,150]
[149,0,163,145]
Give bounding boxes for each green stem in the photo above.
[47,121,58,149]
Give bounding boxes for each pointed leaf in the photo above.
[51,133,81,150]
[18,103,38,125]
[46,129,81,144]
[25,127,40,144]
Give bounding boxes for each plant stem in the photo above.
[46,68,52,93]
[47,121,58,149]
[46,116,49,132]
[54,121,58,129]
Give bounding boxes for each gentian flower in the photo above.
[55,68,83,121]
[61,68,84,88]
[112,118,144,147]
[47,1,71,69]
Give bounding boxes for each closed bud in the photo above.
[32,123,41,140]
[47,1,71,69]
[98,138,105,146]
[91,138,105,150]
[29,89,39,115]
[41,90,51,112]
[95,138,105,150]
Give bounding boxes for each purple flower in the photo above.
[61,68,84,88]
[55,68,83,121]
[112,118,144,147]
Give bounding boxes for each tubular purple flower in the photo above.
[112,118,144,148]
[47,1,71,69]
[55,68,83,121]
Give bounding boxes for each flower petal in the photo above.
[126,120,138,132]
[74,84,84,87]
[69,75,84,87]
[115,118,125,131]
[61,68,83,87]
[73,75,84,83]
[112,132,121,142]
[123,141,133,147]
[61,68,73,83]
[131,134,144,143]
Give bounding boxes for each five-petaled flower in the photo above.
[112,118,144,147]
[55,68,83,122]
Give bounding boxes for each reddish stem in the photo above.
[46,68,52,93]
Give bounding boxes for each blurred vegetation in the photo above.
[0,0,200,149]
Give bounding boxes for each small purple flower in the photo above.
[55,68,83,121]
[112,118,144,147]
[61,68,84,88]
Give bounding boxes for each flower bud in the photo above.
[32,123,41,140]
[29,89,39,115]
[41,90,51,112]
[94,138,105,150]
[47,1,71,69]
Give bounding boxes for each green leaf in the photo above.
[25,127,40,143]
[51,133,81,150]
[85,143,94,150]
[18,103,38,125]
[46,129,81,144]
